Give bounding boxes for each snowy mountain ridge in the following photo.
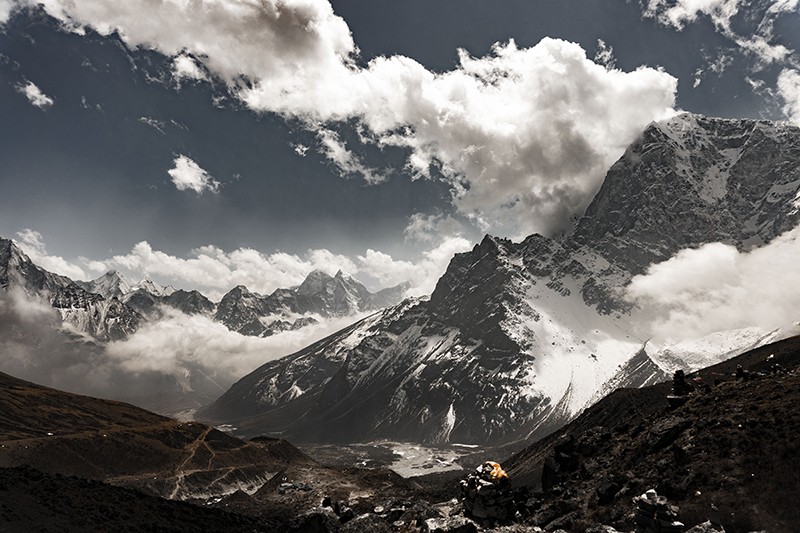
[0,240,142,341]
[0,239,410,342]
[214,269,410,338]
[201,113,800,446]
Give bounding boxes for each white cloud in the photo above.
[106,240,357,299]
[15,229,88,280]
[106,306,364,383]
[172,53,207,81]
[105,237,469,299]
[139,116,166,134]
[167,154,220,194]
[24,0,678,238]
[778,68,800,125]
[15,81,54,109]
[317,128,385,184]
[0,0,15,24]
[11,229,466,301]
[293,143,309,157]
[404,213,466,243]
[644,0,797,66]
[626,223,800,342]
[593,39,616,69]
[357,236,473,296]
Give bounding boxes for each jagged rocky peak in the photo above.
[0,238,28,288]
[136,278,175,297]
[77,270,133,300]
[576,113,800,265]
[0,239,141,341]
[296,269,335,296]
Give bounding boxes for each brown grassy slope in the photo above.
[0,370,311,497]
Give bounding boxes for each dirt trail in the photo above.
[169,425,213,500]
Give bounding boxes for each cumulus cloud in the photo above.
[15,229,88,280]
[644,0,797,66]
[172,53,207,81]
[167,154,220,194]
[11,229,465,301]
[404,213,466,243]
[357,236,473,296]
[15,81,54,108]
[317,128,385,184]
[778,68,800,125]
[626,223,800,342]
[0,0,15,24]
[593,39,616,70]
[105,236,470,299]
[107,241,357,299]
[22,0,677,237]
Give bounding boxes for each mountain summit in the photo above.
[214,269,409,337]
[0,240,141,341]
[201,114,800,445]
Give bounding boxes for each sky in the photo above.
[1,0,799,299]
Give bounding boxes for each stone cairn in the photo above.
[633,489,684,533]
[667,370,694,409]
[460,461,515,522]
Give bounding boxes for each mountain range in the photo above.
[0,240,409,341]
[200,113,800,446]
[2,113,799,450]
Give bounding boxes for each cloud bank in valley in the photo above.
[105,307,365,385]
[0,286,366,408]
[9,0,678,238]
[626,223,800,342]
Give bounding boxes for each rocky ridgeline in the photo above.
[203,114,800,446]
[0,238,409,342]
[213,271,409,338]
[0,240,141,341]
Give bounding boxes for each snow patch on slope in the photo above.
[505,278,642,418]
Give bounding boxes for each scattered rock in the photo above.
[340,514,391,533]
[685,521,725,533]
[422,515,479,533]
[287,508,341,533]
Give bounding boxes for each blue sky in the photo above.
[1,0,798,298]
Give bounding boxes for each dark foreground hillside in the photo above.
[505,335,800,532]
[0,465,265,533]
[1,336,798,532]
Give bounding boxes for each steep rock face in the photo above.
[162,289,215,316]
[0,240,141,341]
[215,285,273,336]
[121,287,215,319]
[202,114,800,446]
[76,271,133,300]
